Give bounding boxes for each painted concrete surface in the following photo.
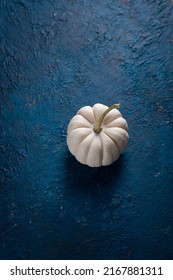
[0,0,173,259]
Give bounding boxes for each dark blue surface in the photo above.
[0,0,173,260]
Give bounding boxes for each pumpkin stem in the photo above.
[93,103,120,134]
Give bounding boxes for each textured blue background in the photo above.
[0,0,173,260]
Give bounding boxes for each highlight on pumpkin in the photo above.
[93,103,121,134]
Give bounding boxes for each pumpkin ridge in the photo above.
[103,131,121,154]
[92,107,97,122]
[77,107,95,124]
[99,133,104,165]
[68,128,92,138]
[104,126,128,136]
[67,129,92,155]
[100,132,119,165]
[76,133,94,165]
[106,117,128,131]
[92,104,109,124]
[103,110,122,125]
[86,135,95,166]
[76,114,93,126]
[78,112,92,124]
[68,125,92,132]
[79,131,93,146]
[78,131,92,147]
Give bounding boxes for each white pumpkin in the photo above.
[67,103,129,167]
